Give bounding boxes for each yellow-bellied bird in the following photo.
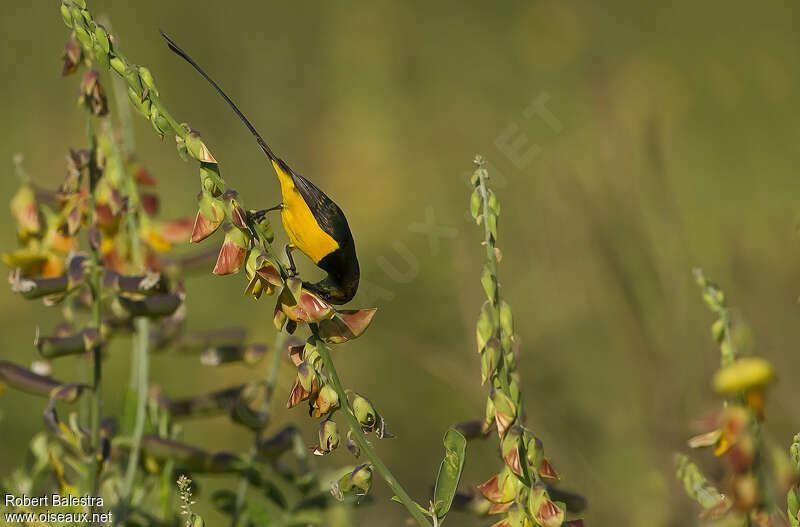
[161,32,359,304]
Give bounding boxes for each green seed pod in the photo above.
[480,265,496,302]
[60,4,73,28]
[317,419,340,454]
[149,105,169,137]
[185,132,217,164]
[123,66,143,93]
[94,46,109,71]
[138,66,158,96]
[74,26,92,50]
[94,25,110,54]
[470,188,481,221]
[352,393,378,431]
[346,464,373,496]
[487,189,500,215]
[499,300,513,337]
[127,86,151,117]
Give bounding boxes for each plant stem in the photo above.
[231,328,288,527]
[311,326,432,527]
[86,116,104,500]
[106,64,152,517]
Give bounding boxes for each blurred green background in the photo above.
[2,1,800,525]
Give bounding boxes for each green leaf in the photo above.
[432,428,467,521]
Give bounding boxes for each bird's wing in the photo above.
[287,166,351,241]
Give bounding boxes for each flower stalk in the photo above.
[310,324,433,527]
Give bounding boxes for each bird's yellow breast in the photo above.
[272,160,339,264]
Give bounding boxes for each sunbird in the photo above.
[161,32,360,305]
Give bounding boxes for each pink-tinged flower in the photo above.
[311,384,339,419]
[157,217,194,244]
[477,470,517,505]
[279,287,335,323]
[285,376,318,409]
[492,391,516,438]
[212,232,248,275]
[134,167,157,187]
[80,70,108,116]
[191,208,222,243]
[141,193,160,216]
[10,184,41,238]
[538,458,559,480]
[535,499,565,527]
[317,308,377,343]
[61,40,82,76]
[501,430,524,478]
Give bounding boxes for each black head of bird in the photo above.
[161,31,359,305]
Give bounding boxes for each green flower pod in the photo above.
[110,56,126,75]
[93,24,109,54]
[315,419,340,455]
[352,393,378,432]
[123,65,143,93]
[476,303,494,353]
[481,265,496,302]
[61,4,73,28]
[185,132,217,164]
[297,361,315,392]
[149,104,170,137]
[499,300,513,337]
[470,188,481,222]
[127,86,151,117]
[138,66,158,96]
[74,26,92,50]
[487,212,498,241]
[341,464,373,496]
[487,189,500,216]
